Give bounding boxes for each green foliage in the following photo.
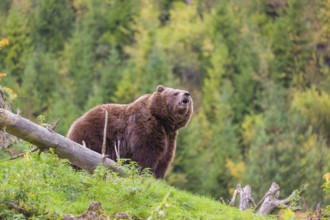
[139,46,176,94]
[111,66,139,104]
[0,2,32,85]
[258,0,312,86]
[99,0,138,52]
[18,52,59,118]
[30,0,74,52]
[0,152,270,219]
[292,88,330,141]
[170,75,240,198]
[99,48,124,103]
[61,25,94,109]
[0,0,10,14]
[323,173,330,216]
[243,84,330,205]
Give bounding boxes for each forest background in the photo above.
[0,0,329,209]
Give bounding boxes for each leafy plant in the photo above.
[0,149,271,219]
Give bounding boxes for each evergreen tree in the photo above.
[112,66,138,104]
[0,2,32,85]
[251,0,312,86]
[30,0,74,52]
[61,26,94,109]
[78,0,138,61]
[99,48,124,103]
[19,52,59,118]
[206,1,263,124]
[99,0,138,54]
[139,46,175,94]
[0,0,11,15]
[243,84,330,205]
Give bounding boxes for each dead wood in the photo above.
[9,146,38,160]
[0,90,19,149]
[256,182,296,214]
[101,110,108,157]
[230,184,256,210]
[0,108,127,176]
[230,182,297,215]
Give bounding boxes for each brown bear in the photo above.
[67,85,193,178]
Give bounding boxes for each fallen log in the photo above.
[0,108,127,176]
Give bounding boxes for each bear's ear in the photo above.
[156,85,165,93]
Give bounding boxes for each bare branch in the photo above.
[9,146,38,160]
[229,184,240,207]
[115,140,121,160]
[49,117,60,132]
[101,110,108,157]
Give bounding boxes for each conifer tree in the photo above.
[99,49,124,103]
[100,0,138,54]
[19,52,59,118]
[61,26,94,109]
[112,66,138,104]
[30,0,74,52]
[0,2,32,85]
[250,0,312,86]
[243,84,330,205]
[139,46,175,94]
[0,0,11,16]
[206,1,263,124]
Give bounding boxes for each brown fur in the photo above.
[67,85,193,178]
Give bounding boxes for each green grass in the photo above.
[0,150,274,219]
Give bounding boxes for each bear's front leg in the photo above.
[154,132,177,178]
[131,150,163,177]
[130,135,167,178]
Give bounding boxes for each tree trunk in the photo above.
[0,108,127,176]
[0,91,19,149]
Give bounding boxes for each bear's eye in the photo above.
[173,92,179,96]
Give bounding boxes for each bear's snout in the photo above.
[182,97,190,104]
[179,93,191,105]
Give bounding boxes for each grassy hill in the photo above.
[0,149,274,220]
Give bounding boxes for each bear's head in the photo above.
[149,85,193,130]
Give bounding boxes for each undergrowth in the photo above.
[0,149,274,220]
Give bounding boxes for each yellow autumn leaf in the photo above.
[0,38,9,48]
[324,173,330,183]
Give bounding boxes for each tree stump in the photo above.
[230,182,297,215]
[230,184,256,210]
